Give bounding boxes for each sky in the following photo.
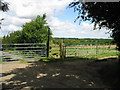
[0,0,111,39]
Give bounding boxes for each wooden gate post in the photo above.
[96,45,98,54]
[47,27,50,57]
[60,40,65,58]
[96,41,99,54]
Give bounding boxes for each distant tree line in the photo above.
[52,38,113,45]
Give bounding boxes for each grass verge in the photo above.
[0,61,6,64]
[16,59,28,63]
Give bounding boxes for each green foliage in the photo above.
[16,59,28,63]
[39,57,85,62]
[2,31,22,44]
[69,2,120,51]
[3,14,52,44]
[0,61,6,64]
[0,37,2,44]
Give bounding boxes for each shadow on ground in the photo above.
[2,57,120,89]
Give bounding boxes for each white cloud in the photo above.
[77,22,110,38]
[2,25,22,31]
[0,0,110,38]
[1,13,31,26]
[0,25,22,37]
[47,16,78,37]
[5,0,71,18]
[47,17,110,38]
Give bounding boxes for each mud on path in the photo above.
[1,58,120,89]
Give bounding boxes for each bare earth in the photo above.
[1,62,30,73]
[1,58,119,89]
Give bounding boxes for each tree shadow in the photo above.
[2,57,120,89]
[96,58,120,88]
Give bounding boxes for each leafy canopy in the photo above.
[3,14,52,44]
[69,2,120,51]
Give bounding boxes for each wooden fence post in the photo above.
[60,40,65,58]
[96,45,98,54]
[47,27,50,57]
[96,41,99,54]
[64,45,66,57]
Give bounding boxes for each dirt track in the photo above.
[1,58,120,89]
[1,62,30,73]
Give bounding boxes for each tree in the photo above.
[69,2,120,52]
[0,0,9,29]
[3,14,52,43]
[0,0,9,12]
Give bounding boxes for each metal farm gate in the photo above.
[1,43,47,61]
